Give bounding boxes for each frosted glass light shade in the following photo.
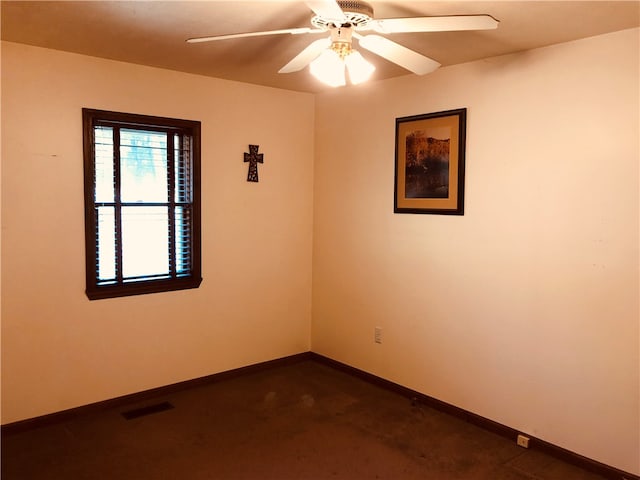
[310,49,345,87]
[345,51,375,84]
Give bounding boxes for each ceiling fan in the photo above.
[187,0,499,87]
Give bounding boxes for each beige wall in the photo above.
[312,28,639,474]
[1,42,314,423]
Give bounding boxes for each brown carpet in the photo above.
[1,360,606,479]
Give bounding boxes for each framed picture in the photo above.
[394,108,466,215]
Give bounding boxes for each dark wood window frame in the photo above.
[82,108,202,300]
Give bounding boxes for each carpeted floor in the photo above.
[2,360,607,479]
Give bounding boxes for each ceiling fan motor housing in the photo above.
[311,1,374,29]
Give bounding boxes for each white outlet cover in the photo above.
[516,434,530,448]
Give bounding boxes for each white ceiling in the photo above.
[2,1,639,93]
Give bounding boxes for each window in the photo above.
[83,109,202,300]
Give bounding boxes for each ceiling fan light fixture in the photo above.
[345,50,375,84]
[310,25,374,87]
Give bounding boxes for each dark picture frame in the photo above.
[394,108,466,215]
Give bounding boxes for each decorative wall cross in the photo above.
[244,144,264,182]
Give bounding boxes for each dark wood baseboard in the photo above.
[309,352,639,480]
[1,351,313,436]
[2,350,637,480]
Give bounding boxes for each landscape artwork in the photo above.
[394,108,466,215]
[404,128,451,198]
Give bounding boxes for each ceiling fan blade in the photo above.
[305,0,347,24]
[371,15,499,34]
[279,37,332,73]
[355,34,440,75]
[187,27,320,43]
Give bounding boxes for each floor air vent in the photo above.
[121,401,174,420]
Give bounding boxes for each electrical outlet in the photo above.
[516,434,530,448]
[374,326,382,344]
